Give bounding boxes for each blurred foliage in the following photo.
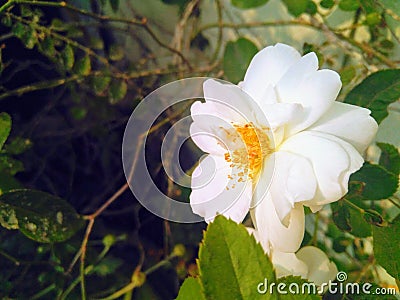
[0,0,398,299]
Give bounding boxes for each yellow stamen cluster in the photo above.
[223,122,272,186]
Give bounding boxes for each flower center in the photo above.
[224,122,272,182]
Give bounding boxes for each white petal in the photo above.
[190,121,226,155]
[278,69,342,135]
[241,43,301,104]
[260,102,303,131]
[308,101,378,153]
[200,79,259,124]
[275,52,319,102]
[267,151,317,225]
[308,131,364,205]
[296,246,338,286]
[272,250,308,279]
[280,131,354,205]
[252,193,305,253]
[190,154,252,223]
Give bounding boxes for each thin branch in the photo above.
[210,0,223,63]
[79,218,94,300]
[198,17,398,68]
[8,13,111,68]
[1,1,192,68]
[0,64,217,101]
[388,198,400,209]
[0,74,80,100]
[196,19,316,34]
[141,20,192,69]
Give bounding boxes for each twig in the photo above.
[0,65,217,101]
[210,0,223,63]
[388,198,400,209]
[8,13,111,68]
[79,218,94,300]
[1,1,192,68]
[198,17,398,68]
[100,253,178,300]
[196,19,316,34]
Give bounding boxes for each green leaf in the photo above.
[277,276,320,299]
[348,208,372,237]
[20,5,33,17]
[363,209,386,227]
[377,143,400,175]
[339,66,356,86]
[108,44,124,61]
[223,38,258,84]
[0,190,84,243]
[89,37,104,50]
[91,75,112,95]
[373,217,400,281]
[331,201,352,232]
[365,12,381,26]
[360,0,381,14]
[109,0,120,12]
[231,0,269,9]
[62,44,75,70]
[1,15,12,27]
[0,112,11,150]
[344,69,400,124]
[40,36,55,57]
[320,0,334,9]
[0,156,24,175]
[70,106,87,120]
[0,172,22,196]
[21,26,37,49]
[102,234,116,248]
[380,39,395,50]
[176,277,206,300]
[338,0,359,11]
[74,55,91,76]
[199,216,276,299]
[282,0,309,16]
[349,162,398,200]
[3,137,32,155]
[92,256,123,276]
[108,80,127,104]
[305,0,317,15]
[12,22,25,39]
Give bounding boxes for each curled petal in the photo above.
[296,246,338,286]
[255,152,316,226]
[271,250,308,279]
[308,101,378,153]
[251,192,305,253]
[242,43,301,104]
[280,131,362,206]
[278,69,342,136]
[275,52,319,102]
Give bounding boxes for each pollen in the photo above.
[224,122,272,182]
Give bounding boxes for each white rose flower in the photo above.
[190,43,377,253]
[248,228,338,286]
